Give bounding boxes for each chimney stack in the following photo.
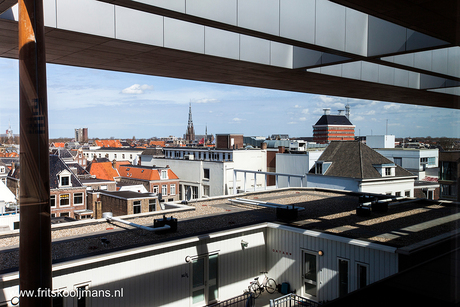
[323,108,331,115]
[338,110,345,115]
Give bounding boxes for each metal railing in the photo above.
[270,293,321,307]
[207,292,254,307]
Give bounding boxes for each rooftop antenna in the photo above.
[345,103,351,119]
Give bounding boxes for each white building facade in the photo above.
[0,223,399,306]
[141,148,267,199]
[275,151,324,187]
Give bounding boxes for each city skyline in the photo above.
[0,57,458,140]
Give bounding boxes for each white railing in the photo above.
[232,170,306,195]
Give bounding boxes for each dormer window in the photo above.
[374,164,395,177]
[315,161,332,175]
[161,170,168,180]
[58,170,72,187]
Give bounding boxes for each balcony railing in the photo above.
[207,292,254,307]
[270,293,321,307]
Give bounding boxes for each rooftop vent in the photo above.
[323,108,331,115]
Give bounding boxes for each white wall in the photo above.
[366,135,395,148]
[276,151,323,187]
[0,213,19,231]
[375,148,439,170]
[266,225,398,302]
[361,178,414,197]
[307,174,360,192]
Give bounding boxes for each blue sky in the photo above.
[0,57,458,139]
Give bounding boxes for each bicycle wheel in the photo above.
[250,283,261,298]
[265,278,277,294]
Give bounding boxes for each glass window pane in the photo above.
[208,284,217,302]
[357,264,367,289]
[209,254,218,280]
[192,289,205,304]
[305,282,316,296]
[304,253,317,281]
[339,259,349,297]
[193,258,205,288]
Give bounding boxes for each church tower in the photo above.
[185,102,195,144]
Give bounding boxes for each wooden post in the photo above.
[19,0,52,306]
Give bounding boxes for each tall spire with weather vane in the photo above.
[185,101,195,144]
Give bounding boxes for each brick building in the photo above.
[313,109,355,144]
[87,190,159,219]
[118,165,179,202]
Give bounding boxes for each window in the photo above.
[162,185,167,195]
[405,190,411,197]
[100,185,107,190]
[60,175,70,186]
[357,263,369,290]
[303,251,317,298]
[50,195,56,207]
[192,186,198,199]
[74,193,83,205]
[130,154,133,159]
[315,163,322,174]
[60,194,70,207]
[149,199,156,212]
[170,184,176,195]
[394,157,402,166]
[13,221,19,230]
[133,201,141,214]
[60,212,69,217]
[338,258,349,297]
[122,154,125,159]
[153,185,159,194]
[114,154,117,159]
[395,191,401,197]
[76,284,89,307]
[385,168,391,176]
[51,213,56,218]
[203,185,210,197]
[203,168,210,180]
[161,170,168,179]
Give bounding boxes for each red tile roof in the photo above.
[119,166,179,181]
[94,140,122,148]
[88,162,120,181]
[149,141,165,147]
[52,142,65,148]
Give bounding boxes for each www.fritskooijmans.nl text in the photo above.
[14,288,124,301]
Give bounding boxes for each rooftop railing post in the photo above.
[265,174,267,190]
[254,172,256,191]
[233,169,237,195]
[243,172,247,193]
[19,0,52,306]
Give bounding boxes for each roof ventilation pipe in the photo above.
[106,215,173,232]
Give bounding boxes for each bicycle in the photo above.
[247,271,277,298]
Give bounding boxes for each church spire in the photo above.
[185,101,195,144]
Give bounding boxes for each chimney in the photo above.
[261,142,267,150]
[338,110,345,115]
[323,108,331,115]
[166,165,170,168]
[278,146,285,153]
[112,159,116,169]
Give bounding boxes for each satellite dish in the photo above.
[186,187,192,202]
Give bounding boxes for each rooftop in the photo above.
[0,188,458,273]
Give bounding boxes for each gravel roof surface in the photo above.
[0,189,458,272]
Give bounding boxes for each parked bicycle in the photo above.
[248,272,277,298]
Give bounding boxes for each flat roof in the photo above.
[0,188,458,272]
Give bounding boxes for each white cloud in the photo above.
[288,122,297,125]
[301,109,309,114]
[353,116,364,121]
[299,117,307,121]
[232,117,244,122]
[294,104,301,108]
[195,98,219,103]
[319,95,336,103]
[384,104,401,110]
[121,84,153,94]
